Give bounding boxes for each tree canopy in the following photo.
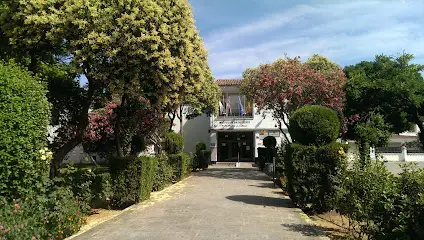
[241,55,346,142]
[1,0,214,169]
[343,53,424,150]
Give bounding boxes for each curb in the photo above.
[66,175,193,239]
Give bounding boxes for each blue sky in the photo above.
[188,0,424,79]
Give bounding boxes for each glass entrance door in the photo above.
[217,132,254,162]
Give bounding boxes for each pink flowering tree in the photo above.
[240,55,346,143]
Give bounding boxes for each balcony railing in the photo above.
[217,112,253,119]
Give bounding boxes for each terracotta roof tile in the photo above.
[215,79,242,86]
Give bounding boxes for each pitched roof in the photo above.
[215,79,242,86]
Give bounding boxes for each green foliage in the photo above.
[195,142,207,152]
[191,142,210,170]
[0,186,86,240]
[109,156,157,208]
[152,156,174,192]
[284,143,348,212]
[0,61,51,200]
[140,157,157,201]
[164,132,184,154]
[58,166,94,215]
[344,53,424,147]
[336,158,398,239]
[91,172,112,208]
[263,136,277,148]
[168,153,192,181]
[289,105,340,146]
[337,160,424,239]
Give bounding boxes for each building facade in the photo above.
[208,79,286,163]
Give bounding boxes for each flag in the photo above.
[227,98,232,116]
[238,96,244,116]
[219,101,224,115]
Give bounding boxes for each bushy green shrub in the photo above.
[91,172,112,208]
[109,156,157,208]
[288,105,340,146]
[168,153,191,181]
[58,166,94,215]
[0,61,51,200]
[164,132,184,154]
[284,142,348,212]
[337,160,424,239]
[0,186,86,240]
[263,136,277,148]
[191,142,210,170]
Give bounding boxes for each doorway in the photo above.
[217,132,254,162]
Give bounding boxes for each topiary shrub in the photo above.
[91,172,112,208]
[263,136,277,148]
[284,142,348,212]
[109,156,157,208]
[0,61,51,200]
[163,132,184,154]
[191,142,210,170]
[288,105,340,146]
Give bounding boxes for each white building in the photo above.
[173,79,286,163]
[175,79,424,163]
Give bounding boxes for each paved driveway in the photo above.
[71,164,326,240]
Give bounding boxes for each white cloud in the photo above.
[204,0,424,78]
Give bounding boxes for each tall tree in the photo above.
[2,0,213,169]
[241,55,346,142]
[344,53,424,152]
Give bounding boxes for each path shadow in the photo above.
[226,195,293,208]
[195,168,270,181]
[248,182,277,188]
[281,223,327,237]
[282,223,348,239]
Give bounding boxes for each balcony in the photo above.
[217,94,253,119]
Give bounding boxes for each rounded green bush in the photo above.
[288,105,340,146]
[263,136,277,148]
[0,61,51,200]
[164,131,184,154]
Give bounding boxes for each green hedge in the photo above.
[0,186,86,240]
[284,142,348,212]
[153,156,174,191]
[140,157,157,201]
[0,61,51,200]
[289,105,340,146]
[109,156,157,208]
[168,153,191,181]
[191,142,211,170]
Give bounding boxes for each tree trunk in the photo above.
[168,111,176,132]
[178,105,183,135]
[115,82,130,158]
[50,77,95,178]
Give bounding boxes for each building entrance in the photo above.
[217,132,254,162]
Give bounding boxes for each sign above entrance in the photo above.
[213,120,252,129]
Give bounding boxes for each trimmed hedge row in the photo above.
[109,156,158,208]
[168,153,191,181]
[284,142,348,212]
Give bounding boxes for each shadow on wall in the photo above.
[183,114,211,153]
